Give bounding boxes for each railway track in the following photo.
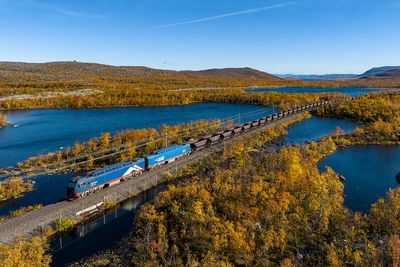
[0,103,326,244]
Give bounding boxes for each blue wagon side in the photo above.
[67,159,145,199]
[145,144,191,170]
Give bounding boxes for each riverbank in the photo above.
[0,87,338,110]
[318,144,400,212]
[0,179,34,202]
[0,111,312,245]
[68,136,400,266]
[64,91,400,265]
[0,113,9,128]
[0,112,315,266]
[0,103,270,168]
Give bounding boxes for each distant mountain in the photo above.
[0,61,282,82]
[360,69,400,80]
[276,74,357,80]
[278,66,400,81]
[359,66,400,77]
[183,67,282,80]
[0,61,169,77]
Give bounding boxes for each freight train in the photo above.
[66,100,329,199]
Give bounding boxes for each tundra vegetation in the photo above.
[0,87,339,110]
[0,113,309,267]
[11,119,223,175]
[317,91,400,145]
[0,236,52,267]
[1,91,400,266]
[126,111,400,266]
[71,92,400,266]
[53,218,78,233]
[0,113,9,127]
[0,178,34,201]
[72,137,399,266]
[1,62,390,110]
[0,204,43,222]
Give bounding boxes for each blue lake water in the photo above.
[51,184,164,266]
[0,103,272,168]
[47,116,398,266]
[1,103,398,265]
[0,103,274,216]
[0,115,360,217]
[245,86,388,96]
[283,116,359,145]
[318,145,400,213]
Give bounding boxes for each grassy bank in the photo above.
[316,91,400,146]
[0,179,34,201]
[0,87,341,110]
[70,133,399,266]
[0,114,9,128]
[0,204,43,222]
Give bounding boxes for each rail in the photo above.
[0,100,331,244]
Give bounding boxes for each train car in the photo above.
[259,117,266,125]
[266,115,273,122]
[67,159,146,199]
[145,144,191,170]
[251,120,260,128]
[221,129,234,140]
[233,125,243,134]
[243,123,251,132]
[272,114,278,120]
[190,139,207,151]
[207,134,222,146]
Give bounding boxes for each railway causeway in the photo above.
[0,102,328,244]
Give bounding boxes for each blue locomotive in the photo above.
[67,100,329,199]
[67,144,191,199]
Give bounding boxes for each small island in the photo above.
[0,114,9,128]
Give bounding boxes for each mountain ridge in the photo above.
[359,66,400,77]
[0,61,283,81]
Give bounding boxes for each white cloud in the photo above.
[150,2,294,30]
[0,0,103,19]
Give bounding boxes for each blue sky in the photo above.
[0,0,399,74]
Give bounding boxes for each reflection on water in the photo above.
[0,103,272,168]
[50,116,363,265]
[51,184,166,266]
[318,145,400,213]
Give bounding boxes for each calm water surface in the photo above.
[245,86,388,96]
[283,116,359,145]
[2,105,397,264]
[50,116,365,266]
[319,145,400,213]
[0,103,271,168]
[0,103,273,216]
[51,185,164,266]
